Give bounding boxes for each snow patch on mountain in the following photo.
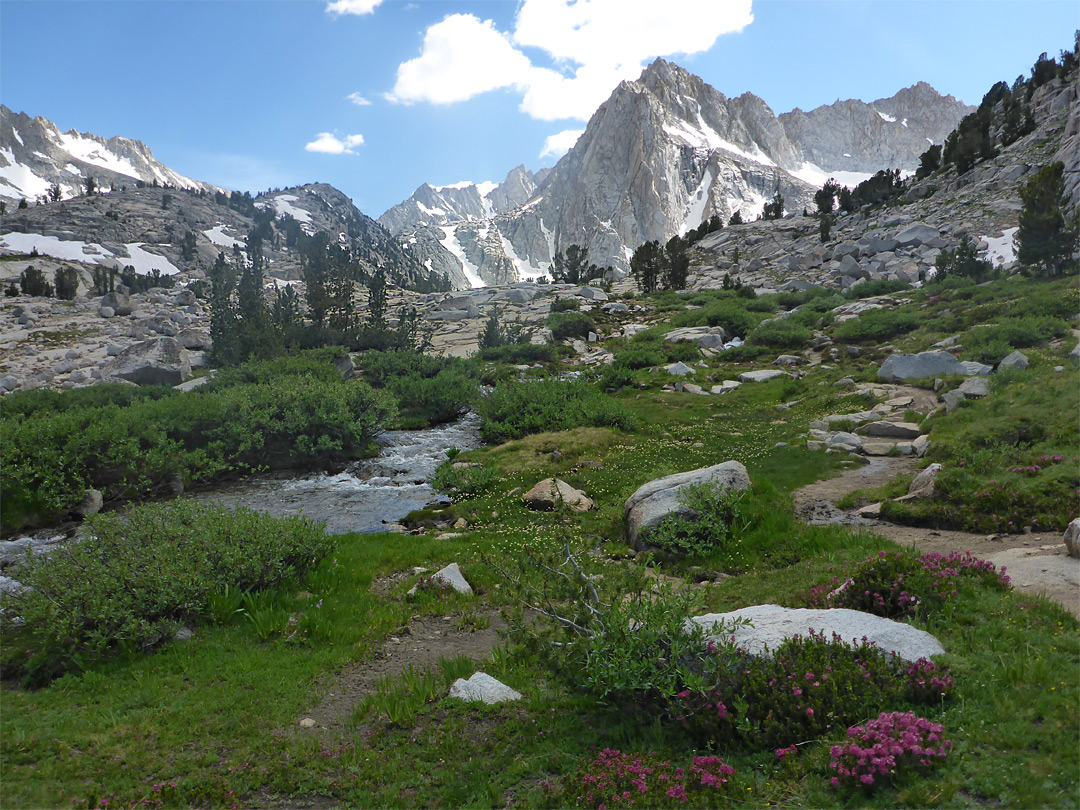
[204,225,244,249]
[983,227,1018,266]
[57,131,141,177]
[0,232,180,275]
[438,225,485,288]
[0,147,53,200]
[500,233,543,281]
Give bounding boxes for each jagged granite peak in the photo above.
[378,164,541,236]
[0,105,217,205]
[778,82,975,174]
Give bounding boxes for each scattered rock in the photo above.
[862,421,921,440]
[738,369,787,383]
[666,361,695,376]
[878,351,963,381]
[299,717,317,728]
[906,463,943,499]
[998,350,1029,370]
[941,389,966,412]
[956,377,991,398]
[522,478,593,512]
[448,672,522,704]
[431,562,473,595]
[101,337,192,386]
[73,488,103,519]
[1065,518,1080,559]
[625,461,751,550]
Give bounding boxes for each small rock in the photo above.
[738,369,787,383]
[862,421,921,440]
[1065,518,1080,559]
[998,350,1029,371]
[448,672,522,704]
[522,478,593,512]
[299,717,317,728]
[956,377,990,398]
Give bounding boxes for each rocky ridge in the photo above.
[0,105,217,204]
[381,59,973,286]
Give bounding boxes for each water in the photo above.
[189,413,481,534]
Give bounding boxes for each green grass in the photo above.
[2,274,1078,809]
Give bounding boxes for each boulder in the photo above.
[956,377,990,398]
[959,360,992,376]
[894,223,940,247]
[664,326,727,349]
[448,672,522,704]
[100,290,133,316]
[101,337,191,386]
[862,421,921,440]
[73,489,103,518]
[907,463,943,499]
[574,285,608,301]
[1065,518,1080,559]
[522,478,593,512]
[625,461,750,550]
[998,350,1029,370]
[429,562,473,595]
[738,369,787,383]
[688,605,944,663]
[1071,342,1080,365]
[666,362,695,376]
[941,389,966,412]
[710,381,741,394]
[878,351,964,381]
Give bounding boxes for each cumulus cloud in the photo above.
[386,14,537,105]
[305,132,366,155]
[346,92,372,106]
[326,0,383,17]
[539,129,585,159]
[388,0,753,121]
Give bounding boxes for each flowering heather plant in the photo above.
[829,711,951,791]
[673,631,907,749]
[572,749,734,808]
[824,550,1010,619]
[905,657,954,704]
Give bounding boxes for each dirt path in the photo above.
[795,455,1080,618]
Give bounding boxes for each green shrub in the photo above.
[0,501,331,683]
[1,375,394,529]
[748,317,812,349]
[670,299,759,338]
[548,311,595,341]
[550,297,580,312]
[843,279,910,299]
[833,307,918,342]
[963,316,1068,364]
[388,368,479,427]
[430,460,499,499]
[612,345,665,369]
[476,343,560,364]
[644,483,753,558]
[477,378,638,443]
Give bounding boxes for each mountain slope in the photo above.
[384,59,973,286]
[0,106,217,205]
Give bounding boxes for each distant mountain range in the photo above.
[380,59,973,285]
[0,61,974,289]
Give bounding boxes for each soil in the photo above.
[297,606,508,734]
[794,454,1079,618]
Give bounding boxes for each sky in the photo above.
[1,1,1076,218]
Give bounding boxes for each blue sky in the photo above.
[2,1,1076,217]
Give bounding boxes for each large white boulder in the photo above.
[688,604,945,663]
[449,672,522,704]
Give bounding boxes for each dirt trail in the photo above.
[795,455,1079,618]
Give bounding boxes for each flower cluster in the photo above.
[823,550,1010,619]
[1010,465,1042,474]
[573,749,733,808]
[829,711,951,791]
[904,657,954,703]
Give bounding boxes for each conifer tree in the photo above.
[1017,161,1078,276]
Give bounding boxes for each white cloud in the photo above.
[326,0,383,17]
[387,14,538,106]
[305,132,366,155]
[347,92,372,106]
[388,0,754,121]
[539,129,585,159]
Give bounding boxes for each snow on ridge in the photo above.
[663,106,776,169]
[476,181,498,197]
[680,166,714,236]
[433,180,477,191]
[57,131,140,178]
[0,232,179,275]
[416,200,447,218]
[500,232,543,282]
[982,227,1018,266]
[790,162,874,190]
[11,128,23,147]
[264,194,313,226]
[0,147,52,199]
[204,225,244,249]
[64,164,82,175]
[438,225,485,288]
[875,110,898,123]
[901,118,909,128]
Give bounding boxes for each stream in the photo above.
[0,415,481,591]
[189,413,481,533]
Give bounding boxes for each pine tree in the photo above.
[1017,161,1079,276]
[815,179,841,214]
[629,240,663,293]
[54,266,79,300]
[663,236,690,290]
[762,191,784,220]
[729,210,744,226]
